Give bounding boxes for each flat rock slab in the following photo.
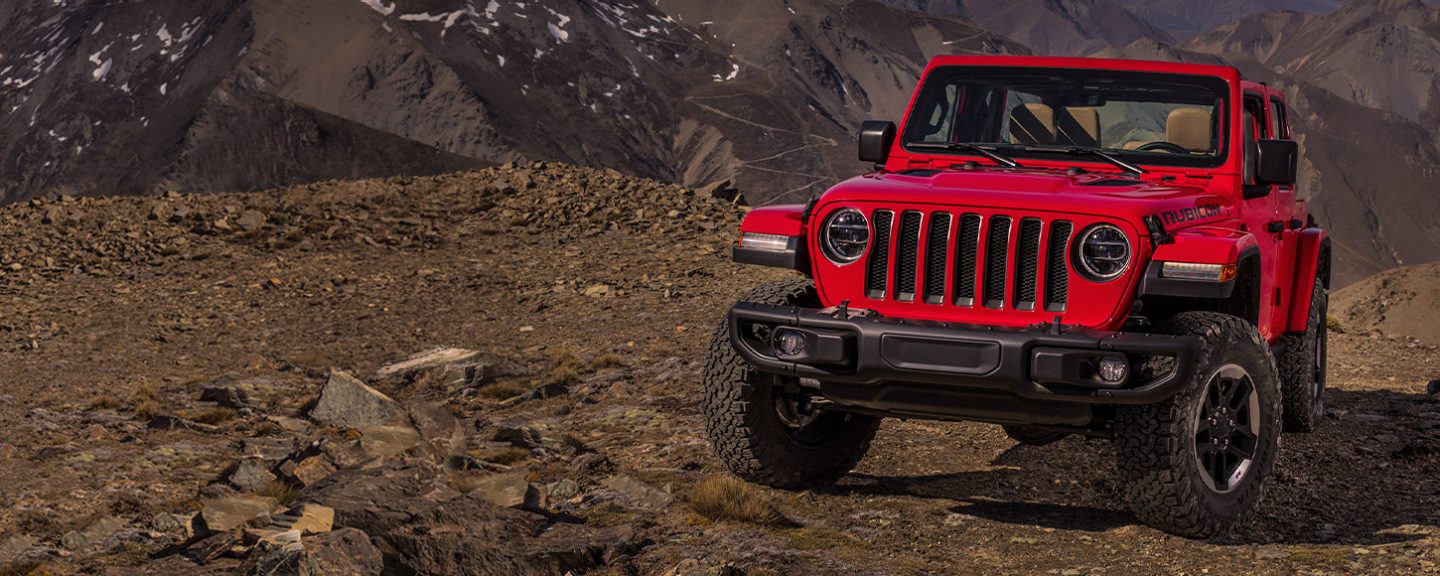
[359,425,424,461]
[375,347,491,390]
[602,475,673,510]
[466,473,547,512]
[198,494,278,534]
[286,504,336,535]
[310,370,399,429]
[61,516,127,550]
[0,534,38,562]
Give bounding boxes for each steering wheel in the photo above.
[1136,141,1192,154]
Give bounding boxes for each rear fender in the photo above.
[1285,229,1330,333]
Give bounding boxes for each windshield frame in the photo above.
[899,66,1233,170]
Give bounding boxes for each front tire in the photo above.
[1114,312,1282,538]
[1278,278,1327,432]
[701,280,881,488]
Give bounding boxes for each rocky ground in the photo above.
[0,163,1437,575]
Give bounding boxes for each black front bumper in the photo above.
[728,303,1200,426]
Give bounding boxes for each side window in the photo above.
[1269,99,1290,139]
[1244,95,1268,139]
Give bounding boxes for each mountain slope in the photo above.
[1332,261,1440,344]
[1114,0,1348,36]
[875,0,1173,56]
[0,0,1022,204]
[1186,0,1440,127]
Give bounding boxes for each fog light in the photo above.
[774,330,807,357]
[1098,356,1129,384]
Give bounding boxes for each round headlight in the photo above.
[1074,224,1131,282]
[820,208,870,264]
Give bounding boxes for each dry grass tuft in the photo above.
[132,399,166,421]
[88,395,123,411]
[551,349,587,372]
[1326,315,1344,333]
[472,447,531,465]
[478,382,529,400]
[257,479,298,506]
[689,475,792,526]
[591,353,625,370]
[545,365,581,387]
[126,380,169,420]
[189,407,238,425]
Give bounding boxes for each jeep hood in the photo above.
[817,167,1232,227]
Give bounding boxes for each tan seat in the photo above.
[1008,103,1055,145]
[1166,108,1213,153]
[1057,107,1101,147]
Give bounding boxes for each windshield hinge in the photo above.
[1143,215,1174,246]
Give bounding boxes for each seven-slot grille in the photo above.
[862,209,1074,311]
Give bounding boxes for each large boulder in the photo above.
[309,370,399,429]
[307,529,384,575]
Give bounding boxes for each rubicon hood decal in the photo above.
[1156,203,1230,227]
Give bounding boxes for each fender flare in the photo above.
[1140,229,1260,299]
[1285,229,1330,334]
[733,205,810,273]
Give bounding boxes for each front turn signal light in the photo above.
[739,232,792,252]
[1161,262,1237,282]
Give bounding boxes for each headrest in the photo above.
[1009,103,1055,145]
[1166,107,1213,153]
[1058,107,1101,147]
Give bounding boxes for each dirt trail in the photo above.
[0,164,1437,575]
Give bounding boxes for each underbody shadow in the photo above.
[837,388,1439,545]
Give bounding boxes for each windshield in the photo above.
[901,67,1230,168]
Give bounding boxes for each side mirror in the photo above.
[858,120,896,164]
[1256,139,1298,186]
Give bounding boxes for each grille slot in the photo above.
[865,210,893,299]
[1013,218,1043,310]
[983,216,1012,309]
[953,214,982,306]
[1046,221,1074,311]
[893,212,923,301]
[923,213,952,304]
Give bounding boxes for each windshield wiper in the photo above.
[1026,145,1147,175]
[907,142,1023,168]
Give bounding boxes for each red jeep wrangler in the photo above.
[704,56,1330,537]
